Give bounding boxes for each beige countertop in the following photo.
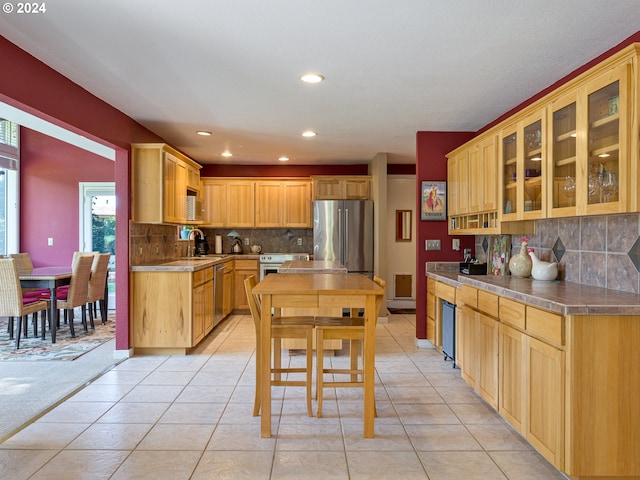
[279,260,348,274]
[130,254,260,272]
[427,269,640,316]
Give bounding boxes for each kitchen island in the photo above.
[278,260,348,351]
[427,267,640,480]
[279,259,347,273]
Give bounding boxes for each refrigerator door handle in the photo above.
[344,207,349,262]
[338,207,343,260]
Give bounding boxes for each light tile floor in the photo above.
[0,313,567,479]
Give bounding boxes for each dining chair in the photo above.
[40,255,93,338]
[315,275,386,417]
[0,258,49,349]
[86,253,111,327]
[244,275,315,417]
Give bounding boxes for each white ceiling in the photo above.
[2,1,639,165]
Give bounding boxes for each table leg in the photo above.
[363,294,376,438]
[49,285,57,343]
[260,293,273,438]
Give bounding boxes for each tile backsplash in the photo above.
[475,213,640,294]
[129,223,313,265]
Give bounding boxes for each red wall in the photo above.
[0,36,163,351]
[20,128,115,266]
[414,132,475,339]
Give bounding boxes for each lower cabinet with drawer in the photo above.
[130,267,214,353]
[458,283,640,479]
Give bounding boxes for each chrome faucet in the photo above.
[187,228,204,256]
[188,228,204,241]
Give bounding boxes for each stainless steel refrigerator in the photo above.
[313,200,373,275]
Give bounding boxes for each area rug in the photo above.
[0,316,115,361]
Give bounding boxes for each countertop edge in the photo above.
[426,271,640,315]
[130,254,260,272]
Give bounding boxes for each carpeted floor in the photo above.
[0,316,115,361]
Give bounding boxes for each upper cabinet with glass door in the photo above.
[584,66,626,215]
[549,63,630,217]
[501,111,546,222]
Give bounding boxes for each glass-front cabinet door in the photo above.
[501,112,545,221]
[549,93,577,217]
[501,127,518,220]
[522,114,544,219]
[585,70,623,214]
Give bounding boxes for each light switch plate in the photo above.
[426,239,441,250]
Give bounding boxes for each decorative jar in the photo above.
[509,239,532,278]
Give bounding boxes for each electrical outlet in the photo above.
[244,237,249,245]
[47,237,54,246]
[297,238,303,246]
[426,239,441,250]
[452,238,460,251]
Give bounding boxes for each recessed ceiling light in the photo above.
[300,73,324,83]
[221,151,233,157]
[302,131,316,137]
[278,156,289,162]
[196,130,212,136]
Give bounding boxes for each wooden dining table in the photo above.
[19,266,72,343]
[252,272,384,438]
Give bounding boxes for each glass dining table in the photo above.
[19,266,72,343]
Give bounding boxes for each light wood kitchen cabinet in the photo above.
[526,334,565,467]
[432,272,640,478]
[201,179,226,227]
[202,178,311,228]
[549,63,630,217]
[227,180,255,227]
[312,176,371,200]
[255,180,312,228]
[192,267,214,344]
[233,259,258,310]
[477,313,499,409]
[448,43,640,228]
[426,278,436,343]
[500,110,546,222]
[447,136,499,235]
[132,143,201,225]
[499,323,526,432]
[130,267,213,353]
[283,181,312,227]
[458,304,478,389]
[201,179,254,227]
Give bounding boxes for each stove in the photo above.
[259,253,310,280]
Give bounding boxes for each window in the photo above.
[0,118,19,256]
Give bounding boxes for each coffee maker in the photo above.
[194,234,210,255]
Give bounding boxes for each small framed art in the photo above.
[421,181,446,221]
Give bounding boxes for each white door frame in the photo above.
[79,182,115,251]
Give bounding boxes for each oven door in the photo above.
[259,263,280,281]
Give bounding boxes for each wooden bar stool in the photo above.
[315,275,386,417]
[244,275,316,417]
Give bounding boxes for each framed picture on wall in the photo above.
[421,181,446,221]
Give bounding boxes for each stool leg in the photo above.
[306,329,313,417]
[316,327,325,418]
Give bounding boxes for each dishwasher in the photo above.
[442,300,456,368]
[213,263,226,327]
